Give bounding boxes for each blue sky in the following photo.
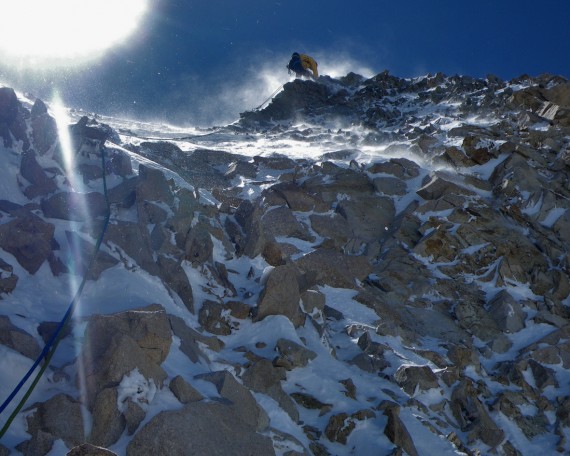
[1,0,569,126]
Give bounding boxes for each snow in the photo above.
[116,369,157,413]
[0,77,568,456]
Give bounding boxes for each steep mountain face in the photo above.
[0,70,569,456]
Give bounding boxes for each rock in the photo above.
[274,338,317,370]
[309,212,353,247]
[453,295,504,346]
[123,399,146,435]
[462,135,496,164]
[300,289,326,315]
[20,149,58,198]
[349,352,390,373]
[169,375,203,403]
[291,392,332,415]
[417,174,475,200]
[70,116,117,151]
[493,392,549,439]
[67,443,118,455]
[65,230,119,280]
[255,263,304,327]
[138,200,168,225]
[0,315,41,359]
[197,370,270,431]
[0,87,19,124]
[242,359,299,422]
[0,257,18,296]
[199,300,232,335]
[22,394,85,452]
[89,388,125,447]
[136,164,174,207]
[324,412,354,444]
[226,300,251,319]
[243,203,315,257]
[373,176,408,195]
[340,378,357,400]
[103,221,159,276]
[0,212,56,274]
[488,290,526,333]
[108,147,133,177]
[31,100,58,155]
[80,304,172,408]
[156,255,194,313]
[0,87,25,148]
[107,176,138,208]
[527,359,558,390]
[394,364,439,395]
[367,157,420,180]
[379,401,419,456]
[241,79,332,124]
[224,159,258,179]
[127,402,275,456]
[184,222,214,265]
[450,379,504,447]
[169,315,223,362]
[294,249,372,289]
[335,194,395,243]
[325,409,376,445]
[266,181,328,212]
[41,191,108,221]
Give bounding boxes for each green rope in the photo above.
[0,146,111,440]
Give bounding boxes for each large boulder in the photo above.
[127,401,275,456]
[255,263,304,326]
[0,212,56,274]
[379,401,419,456]
[18,394,84,455]
[80,304,172,409]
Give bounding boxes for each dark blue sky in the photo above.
[1,0,569,126]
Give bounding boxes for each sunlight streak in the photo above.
[52,94,93,439]
[52,96,80,190]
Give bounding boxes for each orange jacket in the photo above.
[300,54,318,78]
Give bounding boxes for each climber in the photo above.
[287,52,318,79]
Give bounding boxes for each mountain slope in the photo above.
[0,70,569,456]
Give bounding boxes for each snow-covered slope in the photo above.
[0,71,569,456]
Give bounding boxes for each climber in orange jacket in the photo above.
[287,52,318,79]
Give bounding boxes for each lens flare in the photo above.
[0,0,149,65]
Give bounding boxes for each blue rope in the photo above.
[0,145,111,438]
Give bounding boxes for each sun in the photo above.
[0,0,149,65]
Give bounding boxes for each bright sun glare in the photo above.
[0,0,149,65]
